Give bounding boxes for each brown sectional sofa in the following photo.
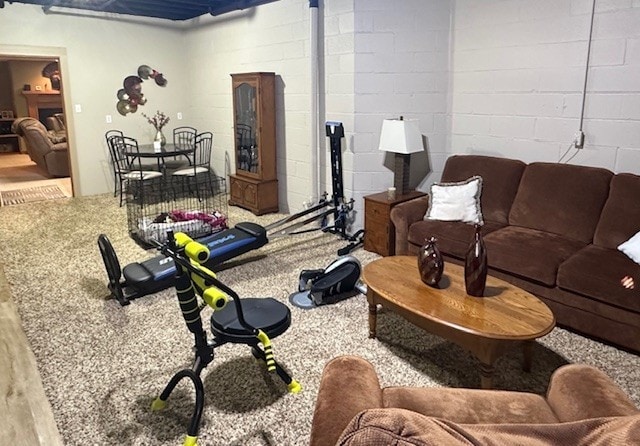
[310,355,640,446]
[390,155,640,353]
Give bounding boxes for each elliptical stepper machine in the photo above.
[98,121,365,306]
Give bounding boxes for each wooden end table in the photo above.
[363,190,427,256]
[362,256,556,389]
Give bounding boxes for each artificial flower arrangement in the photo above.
[142,110,170,131]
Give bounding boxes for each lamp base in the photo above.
[393,153,411,196]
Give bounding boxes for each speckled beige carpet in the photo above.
[0,194,638,446]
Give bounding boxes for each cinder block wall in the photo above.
[450,0,640,173]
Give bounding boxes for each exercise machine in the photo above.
[148,231,300,446]
[289,255,367,309]
[99,121,365,306]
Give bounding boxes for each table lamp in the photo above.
[378,116,423,195]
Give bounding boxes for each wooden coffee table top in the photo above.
[363,256,555,341]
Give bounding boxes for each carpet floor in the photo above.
[0,194,638,446]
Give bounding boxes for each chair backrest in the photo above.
[110,135,144,176]
[174,126,197,149]
[193,132,213,168]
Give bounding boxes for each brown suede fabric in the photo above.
[557,245,640,312]
[509,163,613,243]
[389,155,640,352]
[407,219,505,259]
[337,409,640,446]
[383,387,558,424]
[311,357,640,446]
[546,364,640,422]
[441,155,526,223]
[390,196,430,255]
[594,173,640,249]
[309,356,383,446]
[484,226,586,286]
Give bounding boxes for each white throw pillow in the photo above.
[424,176,483,225]
[618,230,640,265]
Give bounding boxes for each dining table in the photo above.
[126,142,194,173]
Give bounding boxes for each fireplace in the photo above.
[21,91,63,125]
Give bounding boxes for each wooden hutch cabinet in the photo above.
[228,72,278,215]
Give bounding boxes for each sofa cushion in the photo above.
[407,219,506,259]
[383,387,558,424]
[509,163,612,243]
[441,155,525,224]
[557,245,640,313]
[337,409,640,446]
[594,173,640,249]
[484,226,587,287]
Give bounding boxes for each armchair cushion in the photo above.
[338,409,640,446]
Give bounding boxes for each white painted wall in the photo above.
[183,0,312,214]
[0,4,189,196]
[2,0,640,231]
[350,0,452,228]
[450,0,640,174]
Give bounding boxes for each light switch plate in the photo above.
[106,115,112,123]
[177,112,183,120]
[75,104,82,113]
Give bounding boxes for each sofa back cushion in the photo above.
[509,163,612,243]
[594,173,640,249]
[441,155,526,224]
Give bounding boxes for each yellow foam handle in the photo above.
[174,232,193,247]
[185,240,209,264]
[203,287,228,310]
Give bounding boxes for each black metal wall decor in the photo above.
[116,65,168,116]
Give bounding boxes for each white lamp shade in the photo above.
[378,118,423,154]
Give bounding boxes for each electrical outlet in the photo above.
[574,130,585,149]
[105,115,112,123]
[177,112,183,120]
[74,104,82,113]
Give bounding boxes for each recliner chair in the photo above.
[12,117,70,178]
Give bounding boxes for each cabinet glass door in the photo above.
[234,82,259,175]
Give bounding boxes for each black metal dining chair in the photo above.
[165,126,197,170]
[105,130,124,199]
[171,132,215,200]
[108,135,163,206]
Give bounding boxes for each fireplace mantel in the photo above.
[21,91,63,120]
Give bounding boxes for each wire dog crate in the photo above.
[126,176,228,247]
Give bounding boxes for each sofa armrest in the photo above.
[546,364,639,422]
[310,356,384,446]
[390,195,430,255]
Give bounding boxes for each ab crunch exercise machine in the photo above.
[148,231,300,446]
[99,122,365,306]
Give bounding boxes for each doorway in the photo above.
[0,54,73,204]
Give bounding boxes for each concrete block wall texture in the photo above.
[450,0,640,174]
[3,0,640,229]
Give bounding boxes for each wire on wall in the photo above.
[560,0,596,163]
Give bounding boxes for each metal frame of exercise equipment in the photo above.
[148,231,300,446]
[99,121,365,306]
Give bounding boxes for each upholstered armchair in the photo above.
[12,117,70,178]
[310,356,640,446]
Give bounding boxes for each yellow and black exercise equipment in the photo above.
[150,231,301,446]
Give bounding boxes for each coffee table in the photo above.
[362,256,555,389]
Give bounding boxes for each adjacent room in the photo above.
[0,1,638,445]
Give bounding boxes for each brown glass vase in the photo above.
[418,236,444,287]
[464,224,488,297]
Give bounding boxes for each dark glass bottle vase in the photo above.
[464,224,488,297]
[418,236,444,287]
